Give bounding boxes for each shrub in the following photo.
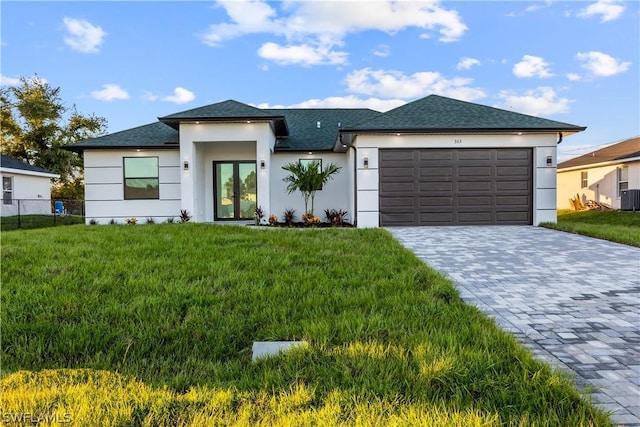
[89,218,98,225]
[302,213,321,226]
[255,206,265,225]
[283,208,296,227]
[268,214,278,226]
[166,217,175,224]
[146,217,155,224]
[179,210,191,223]
[108,218,116,225]
[125,217,137,225]
[325,209,349,227]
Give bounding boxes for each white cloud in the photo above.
[257,96,405,112]
[372,44,390,58]
[513,55,553,78]
[576,51,630,77]
[457,57,480,70]
[201,1,467,66]
[90,84,129,101]
[578,0,625,22]
[344,68,486,101]
[495,87,572,116]
[258,42,348,66]
[1,74,21,86]
[567,73,582,81]
[62,17,107,53]
[161,87,195,104]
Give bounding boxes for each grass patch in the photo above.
[1,225,612,425]
[541,210,640,247]
[1,214,85,231]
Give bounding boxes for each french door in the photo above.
[213,161,257,220]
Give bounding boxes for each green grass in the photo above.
[541,210,640,247]
[1,225,612,426]
[1,214,85,231]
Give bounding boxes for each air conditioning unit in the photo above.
[621,189,640,211]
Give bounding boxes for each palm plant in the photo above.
[282,160,341,216]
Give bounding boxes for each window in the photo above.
[123,157,159,200]
[300,158,323,190]
[581,171,588,189]
[299,158,322,172]
[617,166,628,197]
[2,176,13,205]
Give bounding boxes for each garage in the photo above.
[379,148,532,226]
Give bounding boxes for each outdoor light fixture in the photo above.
[260,159,266,169]
[183,160,189,171]
[363,156,369,169]
[546,155,553,167]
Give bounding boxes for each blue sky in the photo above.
[2,1,638,161]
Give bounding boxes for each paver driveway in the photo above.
[388,226,640,426]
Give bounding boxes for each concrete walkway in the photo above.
[388,226,640,426]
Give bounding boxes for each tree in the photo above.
[282,160,341,216]
[1,75,107,200]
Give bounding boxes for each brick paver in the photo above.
[389,226,640,426]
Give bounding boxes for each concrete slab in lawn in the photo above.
[252,341,308,361]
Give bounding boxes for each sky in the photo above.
[2,0,638,161]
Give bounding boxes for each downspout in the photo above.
[339,133,357,227]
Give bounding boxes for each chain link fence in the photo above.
[1,199,85,230]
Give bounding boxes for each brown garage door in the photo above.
[379,148,532,226]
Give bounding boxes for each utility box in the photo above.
[621,189,640,211]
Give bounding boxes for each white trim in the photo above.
[0,167,59,179]
[557,156,640,173]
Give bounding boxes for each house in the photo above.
[557,137,640,210]
[0,154,60,217]
[66,95,586,227]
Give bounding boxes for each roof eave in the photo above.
[158,116,290,136]
[339,127,586,135]
[64,144,179,153]
[558,155,640,172]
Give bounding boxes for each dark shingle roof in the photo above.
[66,95,587,152]
[346,95,586,133]
[558,137,640,170]
[267,108,381,151]
[159,100,289,135]
[0,154,58,175]
[65,122,178,152]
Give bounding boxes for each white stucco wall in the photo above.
[270,152,351,223]
[353,133,560,227]
[179,122,274,222]
[557,161,640,209]
[0,171,55,216]
[84,149,180,223]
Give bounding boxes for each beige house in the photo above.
[557,137,640,210]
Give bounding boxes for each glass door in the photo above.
[214,161,257,220]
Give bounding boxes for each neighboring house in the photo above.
[0,154,60,216]
[66,95,585,227]
[557,137,640,210]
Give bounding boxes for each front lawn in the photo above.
[1,225,611,426]
[541,209,640,247]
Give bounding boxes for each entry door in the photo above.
[214,161,257,220]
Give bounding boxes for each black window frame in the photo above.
[123,156,160,200]
[2,176,13,205]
